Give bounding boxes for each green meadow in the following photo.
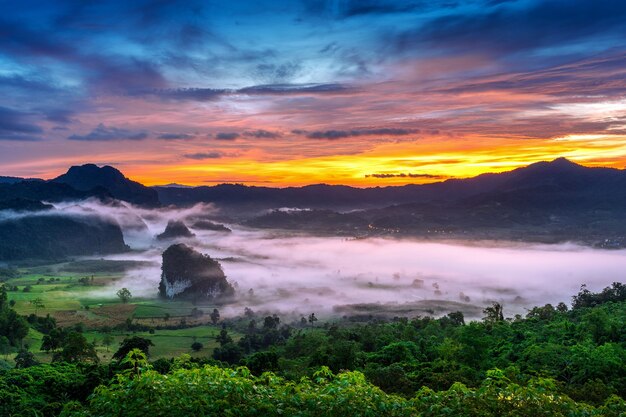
[3,263,240,361]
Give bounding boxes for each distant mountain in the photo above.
[154,183,429,213]
[52,164,160,207]
[0,180,111,203]
[244,159,626,247]
[0,198,53,212]
[155,158,626,212]
[154,183,194,188]
[0,176,28,184]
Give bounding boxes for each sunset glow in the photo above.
[1,1,625,186]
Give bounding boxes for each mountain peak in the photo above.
[548,157,580,167]
[65,164,125,179]
[52,164,160,207]
[523,157,584,173]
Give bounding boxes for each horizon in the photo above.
[1,1,625,186]
[3,156,620,189]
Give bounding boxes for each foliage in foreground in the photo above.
[0,283,624,416]
[59,351,625,417]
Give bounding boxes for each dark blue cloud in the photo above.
[42,108,75,124]
[157,133,196,140]
[68,124,149,141]
[214,132,240,140]
[243,130,282,139]
[0,106,43,141]
[389,0,626,57]
[184,152,225,160]
[148,83,352,102]
[1,0,625,145]
[301,128,420,139]
[238,83,351,95]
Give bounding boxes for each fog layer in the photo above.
[51,200,626,319]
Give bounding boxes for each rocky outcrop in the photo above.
[159,243,235,300]
[190,220,231,233]
[156,220,195,240]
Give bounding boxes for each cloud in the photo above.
[42,108,74,124]
[214,132,240,140]
[338,0,422,18]
[157,132,195,140]
[254,62,302,83]
[365,172,446,179]
[184,152,225,160]
[68,123,149,141]
[301,127,419,139]
[388,0,626,57]
[237,83,351,95]
[243,129,282,139]
[0,106,43,141]
[147,83,352,102]
[150,88,228,101]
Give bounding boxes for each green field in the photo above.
[2,264,240,361]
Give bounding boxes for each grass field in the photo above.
[3,263,240,362]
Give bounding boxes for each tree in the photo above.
[41,328,64,353]
[14,348,38,368]
[210,308,220,324]
[113,336,154,360]
[447,311,465,326]
[0,336,10,359]
[191,342,203,351]
[163,312,170,322]
[29,298,44,314]
[216,329,232,346]
[0,308,29,346]
[263,315,280,330]
[308,313,318,326]
[102,333,114,352]
[483,302,504,323]
[116,288,132,304]
[53,331,99,363]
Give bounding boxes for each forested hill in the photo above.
[0,283,624,416]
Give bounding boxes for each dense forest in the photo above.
[0,283,624,416]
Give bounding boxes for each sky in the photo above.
[1,0,625,186]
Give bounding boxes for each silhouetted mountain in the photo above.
[0,176,29,184]
[0,198,53,212]
[243,159,626,247]
[156,159,626,214]
[155,183,425,212]
[0,180,111,203]
[52,164,160,207]
[156,220,195,240]
[247,209,368,233]
[0,214,129,261]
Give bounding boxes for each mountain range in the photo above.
[2,158,625,212]
[1,158,626,256]
[155,157,626,212]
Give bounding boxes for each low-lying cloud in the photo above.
[29,199,624,321]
